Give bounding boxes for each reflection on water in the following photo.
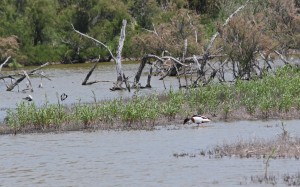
[1,120,300,186]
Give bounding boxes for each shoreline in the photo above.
[1,110,299,136]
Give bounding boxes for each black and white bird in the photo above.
[60,93,68,101]
[23,95,33,101]
[183,115,211,125]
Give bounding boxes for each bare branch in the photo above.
[206,0,250,53]
[6,62,49,91]
[274,50,290,65]
[23,71,33,92]
[142,23,159,37]
[0,56,11,73]
[71,24,115,60]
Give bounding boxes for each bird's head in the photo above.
[183,118,190,124]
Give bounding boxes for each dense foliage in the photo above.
[0,0,299,68]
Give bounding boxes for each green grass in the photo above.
[5,65,300,134]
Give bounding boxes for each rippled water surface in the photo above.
[1,63,300,186]
[1,120,300,186]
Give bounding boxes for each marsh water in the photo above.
[0,62,179,121]
[1,121,300,186]
[1,63,300,186]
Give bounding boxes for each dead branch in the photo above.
[6,62,49,91]
[72,25,115,60]
[206,0,250,53]
[82,62,99,85]
[0,56,11,73]
[23,71,33,92]
[274,50,291,65]
[73,20,128,91]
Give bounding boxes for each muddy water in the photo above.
[1,120,300,186]
[0,62,179,121]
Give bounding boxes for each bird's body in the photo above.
[60,93,68,101]
[38,82,43,88]
[23,95,33,101]
[184,115,211,125]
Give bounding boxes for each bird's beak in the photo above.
[203,118,211,122]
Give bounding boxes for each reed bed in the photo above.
[3,66,300,134]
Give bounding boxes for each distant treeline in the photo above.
[0,0,248,65]
[0,0,248,64]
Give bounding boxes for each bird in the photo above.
[183,115,211,125]
[38,82,43,88]
[60,93,68,101]
[23,95,33,101]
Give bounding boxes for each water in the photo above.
[0,62,180,121]
[1,120,300,186]
[1,63,300,186]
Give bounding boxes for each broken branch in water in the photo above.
[6,62,49,91]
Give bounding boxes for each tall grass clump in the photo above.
[120,95,160,126]
[161,89,185,120]
[235,66,300,118]
[184,83,236,119]
[5,101,67,133]
[73,104,99,128]
[97,99,123,124]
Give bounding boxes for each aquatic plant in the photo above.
[5,101,67,133]
[161,89,184,120]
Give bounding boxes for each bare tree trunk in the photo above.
[82,62,99,85]
[72,20,128,91]
[113,19,127,89]
[133,56,149,88]
[146,64,154,88]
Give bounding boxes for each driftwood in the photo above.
[6,62,49,91]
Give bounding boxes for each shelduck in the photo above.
[183,115,211,125]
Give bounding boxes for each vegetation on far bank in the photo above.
[2,65,300,134]
[0,0,299,67]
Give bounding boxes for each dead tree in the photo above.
[6,62,49,91]
[72,19,130,91]
[132,1,251,89]
[133,54,188,88]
